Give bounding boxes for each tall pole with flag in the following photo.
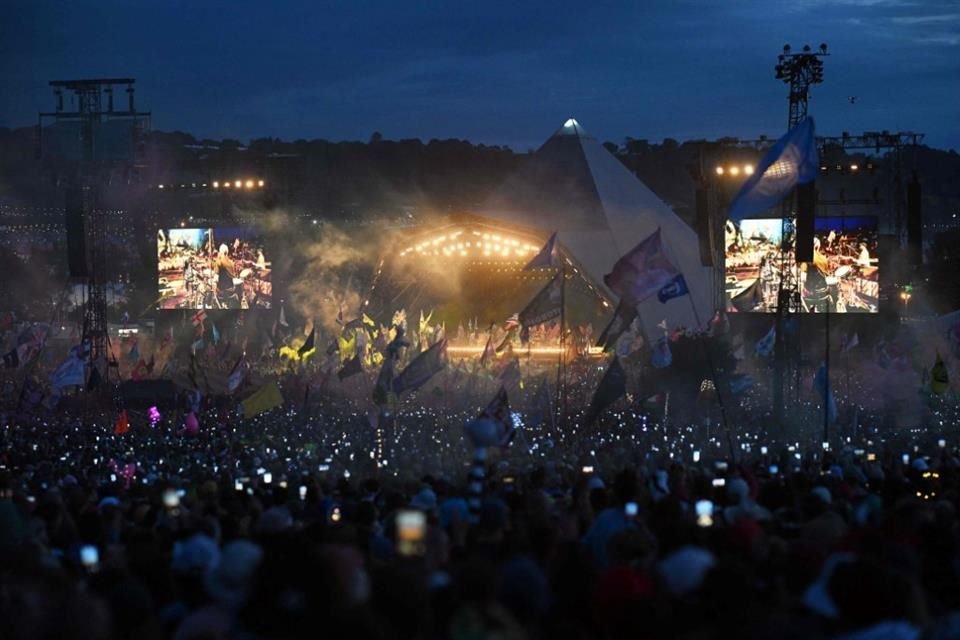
[523,232,565,429]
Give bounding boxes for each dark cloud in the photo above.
[1,0,957,150]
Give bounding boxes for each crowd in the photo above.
[2,391,960,640]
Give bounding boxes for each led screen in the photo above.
[157,227,272,309]
[726,216,878,313]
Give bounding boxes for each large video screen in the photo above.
[157,228,272,309]
[725,216,878,313]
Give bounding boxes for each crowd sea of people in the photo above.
[3,393,960,640]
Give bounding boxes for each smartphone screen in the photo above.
[396,510,426,556]
[712,478,726,488]
[162,489,180,509]
[80,545,99,570]
[695,500,714,527]
[624,502,638,517]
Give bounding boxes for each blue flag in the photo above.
[657,274,689,304]
[755,325,776,358]
[728,117,818,222]
[651,336,672,369]
[523,232,559,271]
[51,354,85,388]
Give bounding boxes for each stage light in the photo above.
[212,181,219,188]
[245,180,254,188]
[729,166,740,176]
[744,164,754,175]
[715,166,724,175]
[258,179,265,187]
[850,164,859,171]
[158,184,164,189]
[819,165,829,173]
[234,180,242,188]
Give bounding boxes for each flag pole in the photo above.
[686,297,737,461]
[555,262,566,431]
[824,305,830,446]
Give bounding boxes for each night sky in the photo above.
[2,0,958,151]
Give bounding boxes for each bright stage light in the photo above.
[212,181,219,188]
[715,166,724,175]
[245,180,254,188]
[234,180,242,188]
[744,164,754,175]
[258,179,265,187]
[729,166,740,176]
[850,164,859,171]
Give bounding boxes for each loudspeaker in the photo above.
[907,173,922,267]
[695,187,713,266]
[65,187,88,277]
[795,181,816,263]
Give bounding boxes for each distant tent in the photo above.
[477,118,712,338]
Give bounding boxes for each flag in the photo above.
[127,339,140,362]
[338,355,364,381]
[241,382,285,419]
[227,354,245,393]
[114,410,130,436]
[529,378,552,428]
[814,362,838,422]
[419,309,433,338]
[518,271,564,329]
[299,327,316,359]
[840,332,859,354]
[586,357,627,424]
[597,299,638,352]
[478,386,515,447]
[51,353,85,389]
[337,331,356,361]
[192,310,207,336]
[279,304,289,328]
[86,364,101,391]
[603,229,680,303]
[392,339,447,394]
[755,325,776,358]
[523,232,560,270]
[499,358,521,388]
[657,273,689,304]
[3,348,18,369]
[373,354,397,406]
[651,336,672,369]
[931,354,949,395]
[730,279,762,312]
[130,359,148,381]
[479,335,495,367]
[728,116,818,222]
[729,373,754,395]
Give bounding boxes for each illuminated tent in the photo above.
[477,119,714,337]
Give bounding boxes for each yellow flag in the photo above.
[338,332,356,361]
[241,382,284,419]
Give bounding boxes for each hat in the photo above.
[726,478,750,504]
[173,534,220,575]
[205,540,263,609]
[811,486,832,505]
[657,546,716,596]
[97,496,121,510]
[588,476,606,490]
[410,487,438,511]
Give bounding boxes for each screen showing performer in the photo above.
[725,216,878,313]
[157,228,272,309]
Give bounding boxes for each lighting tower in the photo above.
[771,44,827,429]
[39,79,151,364]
